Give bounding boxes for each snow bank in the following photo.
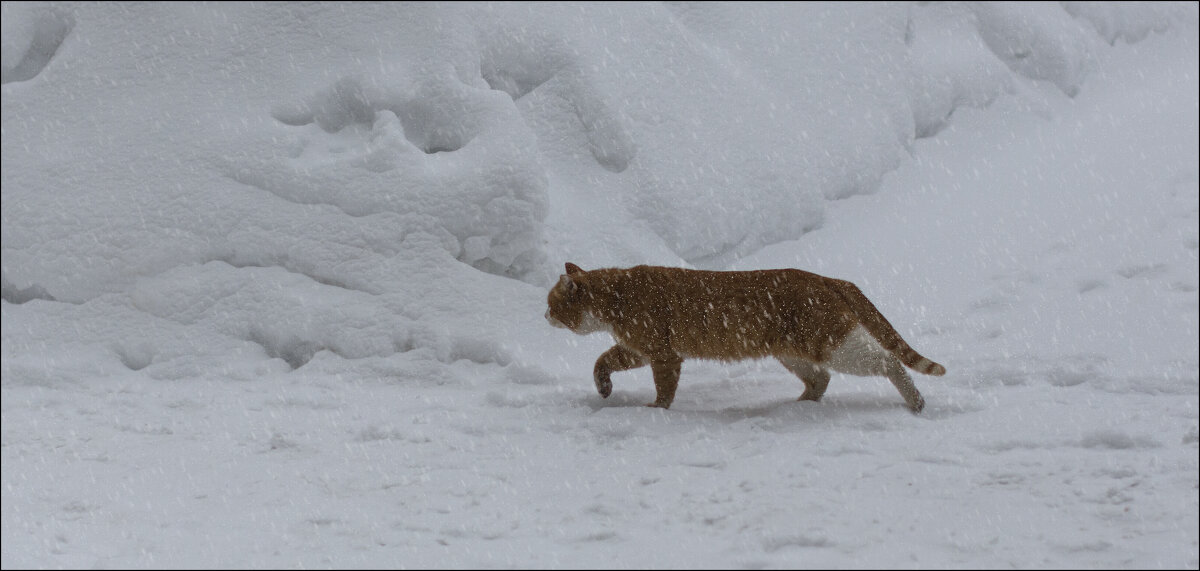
[3,2,554,384]
[7,2,1181,308]
[1065,0,1198,44]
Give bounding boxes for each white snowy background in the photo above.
[2,2,1197,568]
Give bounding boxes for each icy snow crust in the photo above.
[2,2,1197,568]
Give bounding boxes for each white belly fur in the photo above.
[825,325,894,377]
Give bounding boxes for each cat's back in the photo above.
[621,265,841,304]
[602,266,851,335]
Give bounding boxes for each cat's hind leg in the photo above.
[885,357,925,413]
[778,357,832,402]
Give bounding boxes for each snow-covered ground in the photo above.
[2,2,1197,568]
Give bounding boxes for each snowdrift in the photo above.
[4,1,1188,373]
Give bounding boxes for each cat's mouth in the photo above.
[545,309,568,329]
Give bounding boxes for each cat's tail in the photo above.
[832,280,947,376]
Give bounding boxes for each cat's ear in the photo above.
[557,273,580,296]
[565,262,584,276]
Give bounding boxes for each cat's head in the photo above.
[545,262,590,332]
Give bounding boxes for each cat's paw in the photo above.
[594,374,613,398]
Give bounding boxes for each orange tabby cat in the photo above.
[545,262,945,412]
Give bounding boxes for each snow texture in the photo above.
[2,2,1197,568]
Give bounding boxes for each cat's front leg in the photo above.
[593,344,647,398]
[647,354,683,408]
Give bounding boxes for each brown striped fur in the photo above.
[545,262,945,412]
